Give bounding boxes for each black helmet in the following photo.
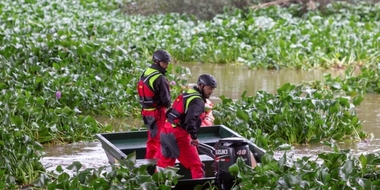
[197,74,217,88]
[152,50,171,63]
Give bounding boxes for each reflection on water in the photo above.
[42,64,380,169]
[356,93,380,137]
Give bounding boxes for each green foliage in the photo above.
[33,152,183,189]
[0,88,111,143]
[229,142,380,189]
[0,0,380,188]
[0,123,45,188]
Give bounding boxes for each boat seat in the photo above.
[117,143,147,151]
[113,136,221,151]
[197,136,220,145]
[136,154,213,166]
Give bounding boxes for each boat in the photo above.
[95,125,266,189]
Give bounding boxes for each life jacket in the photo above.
[166,89,205,127]
[137,68,161,109]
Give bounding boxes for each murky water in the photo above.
[41,64,380,170]
[182,63,342,98]
[41,142,109,171]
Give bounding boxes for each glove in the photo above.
[190,132,198,140]
[190,139,199,147]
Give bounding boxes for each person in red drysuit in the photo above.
[137,50,172,159]
[157,74,217,179]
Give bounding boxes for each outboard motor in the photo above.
[214,137,252,190]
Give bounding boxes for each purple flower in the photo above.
[55,91,61,99]
[170,81,176,86]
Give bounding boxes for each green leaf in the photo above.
[340,160,354,180]
[47,183,57,190]
[229,163,239,176]
[53,63,61,70]
[56,165,64,173]
[329,103,340,114]
[66,161,83,173]
[277,83,294,94]
[158,184,171,190]
[332,132,344,140]
[278,153,287,169]
[141,182,157,189]
[0,83,7,90]
[152,172,163,182]
[282,174,300,187]
[236,109,249,122]
[274,114,284,123]
[36,97,45,105]
[359,154,367,174]
[62,106,74,115]
[10,116,23,127]
[352,95,364,106]
[135,175,152,184]
[331,82,341,90]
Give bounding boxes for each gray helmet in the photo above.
[197,74,217,88]
[152,50,171,63]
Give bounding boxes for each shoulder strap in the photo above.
[143,71,160,83]
[184,89,202,113]
[141,68,161,91]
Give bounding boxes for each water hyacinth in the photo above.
[55,91,61,99]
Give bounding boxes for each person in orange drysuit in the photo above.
[137,50,172,159]
[157,74,217,179]
[201,99,215,126]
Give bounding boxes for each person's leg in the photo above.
[153,107,167,159]
[175,128,204,179]
[142,110,158,159]
[157,124,178,168]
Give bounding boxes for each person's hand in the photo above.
[190,139,199,147]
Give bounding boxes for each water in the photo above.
[41,142,109,171]
[184,64,334,97]
[41,63,380,169]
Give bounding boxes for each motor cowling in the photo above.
[214,137,252,190]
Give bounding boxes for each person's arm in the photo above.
[184,98,205,140]
[154,76,171,108]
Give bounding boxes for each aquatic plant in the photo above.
[1,0,380,188]
[213,67,370,148]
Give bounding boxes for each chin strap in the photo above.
[200,85,206,98]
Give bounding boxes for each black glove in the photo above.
[190,132,198,140]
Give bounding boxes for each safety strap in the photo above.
[142,71,160,83]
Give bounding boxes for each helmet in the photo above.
[197,74,217,88]
[152,50,171,63]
